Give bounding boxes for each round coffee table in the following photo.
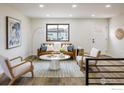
[39,53,70,70]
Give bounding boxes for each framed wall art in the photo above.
[6,16,21,49]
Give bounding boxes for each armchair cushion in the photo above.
[12,61,32,77]
[76,56,82,62]
[0,55,12,79]
[90,48,100,57]
[76,56,83,65]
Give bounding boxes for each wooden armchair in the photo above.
[80,48,101,71]
[0,56,34,85]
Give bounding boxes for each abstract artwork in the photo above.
[6,16,21,49]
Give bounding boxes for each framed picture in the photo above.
[6,16,21,49]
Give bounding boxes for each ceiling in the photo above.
[7,3,124,18]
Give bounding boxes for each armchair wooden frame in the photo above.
[4,56,34,85]
[80,50,101,71]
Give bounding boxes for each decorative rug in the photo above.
[23,60,84,77]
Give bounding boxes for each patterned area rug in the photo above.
[23,60,84,77]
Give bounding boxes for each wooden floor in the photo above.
[0,55,124,85]
[0,75,84,85]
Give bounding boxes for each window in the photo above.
[46,24,69,41]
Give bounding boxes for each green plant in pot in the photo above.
[60,47,65,52]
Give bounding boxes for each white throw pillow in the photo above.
[54,42,61,51]
[47,45,54,51]
[62,45,68,51]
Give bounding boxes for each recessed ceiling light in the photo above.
[39,4,44,8]
[105,4,111,8]
[72,4,77,8]
[46,14,50,17]
[69,14,72,17]
[91,14,95,17]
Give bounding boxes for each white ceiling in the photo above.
[7,3,124,18]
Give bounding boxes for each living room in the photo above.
[0,3,124,86]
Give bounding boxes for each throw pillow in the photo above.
[42,46,47,51]
[40,44,43,50]
[61,45,68,51]
[47,45,54,51]
[40,44,47,51]
[67,45,74,52]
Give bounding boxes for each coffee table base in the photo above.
[49,60,60,71]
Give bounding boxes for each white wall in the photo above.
[0,5,32,73]
[109,13,124,57]
[31,18,108,55]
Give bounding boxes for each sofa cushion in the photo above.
[12,61,31,77]
[67,45,74,52]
